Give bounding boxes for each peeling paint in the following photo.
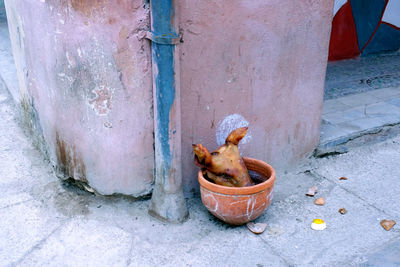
[5,0,154,196]
[150,0,181,201]
[66,51,76,67]
[153,44,175,168]
[88,85,113,115]
[58,0,107,18]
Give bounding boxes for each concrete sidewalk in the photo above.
[1,76,400,266]
[318,51,400,157]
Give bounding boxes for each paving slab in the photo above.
[336,93,380,107]
[0,81,54,199]
[365,102,400,117]
[318,87,400,156]
[19,219,133,267]
[337,116,387,133]
[322,99,351,115]
[323,106,366,125]
[322,53,400,156]
[272,171,317,203]
[0,192,32,209]
[364,87,400,101]
[78,193,287,266]
[314,137,400,218]
[256,176,399,266]
[362,239,400,267]
[388,97,400,108]
[127,218,287,267]
[0,200,66,265]
[320,121,353,143]
[375,114,400,126]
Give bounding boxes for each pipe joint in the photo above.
[145,31,181,45]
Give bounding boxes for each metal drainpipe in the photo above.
[147,0,188,223]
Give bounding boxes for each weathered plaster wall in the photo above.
[5,0,154,196]
[179,0,334,190]
[5,0,334,196]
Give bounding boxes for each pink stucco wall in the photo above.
[5,0,334,196]
[179,0,334,190]
[5,0,154,196]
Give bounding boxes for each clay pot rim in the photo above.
[198,157,276,195]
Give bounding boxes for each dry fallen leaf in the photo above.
[338,208,347,214]
[314,197,325,205]
[247,222,267,234]
[339,177,348,180]
[306,186,318,197]
[380,219,396,231]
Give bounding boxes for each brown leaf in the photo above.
[380,219,396,231]
[339,177,348,180]
[247,222,267,234]
[306,186,318,197]
[338,208,347,214]
[314,197,325,205]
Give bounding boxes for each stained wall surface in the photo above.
[5,0,334,196]
[4,0,155,196]
[179,0,334,190]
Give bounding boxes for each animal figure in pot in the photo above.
[193,127,253,187]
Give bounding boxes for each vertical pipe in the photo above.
[148,0,188,222]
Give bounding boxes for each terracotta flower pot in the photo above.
[198,157,276,225]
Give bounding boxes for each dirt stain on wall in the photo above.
[55,132,87,183]
[70,0,104,15]
[47,0,106,17]
[52,0,142,18]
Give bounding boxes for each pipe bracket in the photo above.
[145,31,181,45]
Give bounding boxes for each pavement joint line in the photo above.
[364,234,400,256]
[256,233,293,266]
[176,224,212,255]
[223,242,241,263]
[125,236,136,267]
[0,199,32,210]
[309,237,348,264]
[308,170,397,219]
[9,218,70,266]
[305,170,400,263]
